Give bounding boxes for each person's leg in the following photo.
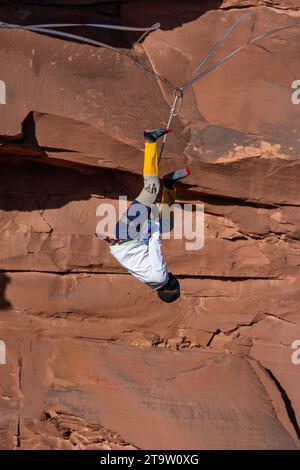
[160,168,191,234]
[135,141,160,206]
[135,128,172,206]
[160,185,176,234]
[115,142,159,240]
[115,129,170,240]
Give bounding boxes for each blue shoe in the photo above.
[163,168,191,189]
[144,128,172,142]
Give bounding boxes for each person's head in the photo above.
[157,273,180,303]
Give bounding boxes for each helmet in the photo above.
[157,273,180,303]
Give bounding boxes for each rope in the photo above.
[159,90,183,163]
[159,13,300,161]
[188,12,256,80]
[0,20,158,57]
[180,20,300,91]
[1,16,300,162]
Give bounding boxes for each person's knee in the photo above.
[144,176,160,197]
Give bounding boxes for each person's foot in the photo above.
[144,128,172,143]
[163,168,191,189]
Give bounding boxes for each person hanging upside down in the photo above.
[98,128,191,303]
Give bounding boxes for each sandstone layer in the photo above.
[0,0,300,449]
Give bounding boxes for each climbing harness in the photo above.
[0,14,300,162]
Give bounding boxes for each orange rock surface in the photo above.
[0,0,300,449]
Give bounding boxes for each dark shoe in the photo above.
[163,168,191,189]
[144,128,172,143]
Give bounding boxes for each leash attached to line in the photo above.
[0,20,178,94]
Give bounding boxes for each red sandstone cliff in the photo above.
[0,0,300,449]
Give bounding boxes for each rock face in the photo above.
[0,0,300,450]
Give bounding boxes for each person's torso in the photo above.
[110,239,168,289]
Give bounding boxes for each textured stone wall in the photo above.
[0,0,299,449]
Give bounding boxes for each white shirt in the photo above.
[109,223,169,290]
